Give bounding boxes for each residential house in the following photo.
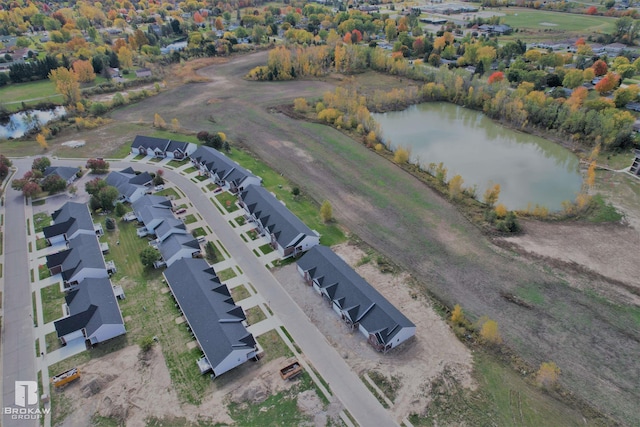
[130,135,197,159]
[43,202,103,246]
[163,258,258,377]
[154,217,188,242]
[132,195,174,235]
[190,146,262,193]
[630,149,640,175]
[478,24,512,35]
[43,166,80,185]
[46,233,111,289]
[158,234,201,267]
[238,184,319,258]
[297,245,416,352]
[106,167,153,203]
[54,277,126,346]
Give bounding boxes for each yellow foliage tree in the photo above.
[495,203,508,218]
[450,304,466,325]
[36,133,48,150]
[76,102,85,113]
[118,46,133,69]
[72,59,96,82]
[293,97,308,113]
[366,131,377,146]
[49,67,80,105]
[153,113,166,129]
[483,183,501,207]
[587,161,596,188]
[589,143,601,162]
[375,143,383,152]
[394,147,410,164]
[536,362,560,389]
[320,200,333,223]
[480,319,502,345]
[449,174,464,200]
[171,118,180,132]
[217,132,226,143]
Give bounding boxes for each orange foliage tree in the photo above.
[72,59,96,83]
[487,71,504,84]
[595,72,620,94]
[593,59,608,76]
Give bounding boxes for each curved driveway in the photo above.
[3,157,399,427]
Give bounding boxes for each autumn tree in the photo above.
[586,6,598,14]
[394,147,410,164]
[562,69,585,89]
[22,181,42,198]
[215,17,224,31]
[293,97,309,112]
[0,154,12,180]
[595,73,620,94]
[613,85,640,108]
[593,59,608,76]
[85,177,107,195]
[448,174,464,200]
[536,362,560,389]
[36,133,48,150]
[320,200,333,223]
[483,183,501,207]
[487,71,504,85]
[479,318,502,345]
[495,203,508,218]
[41,175,67,194]
[366,131,377,147]
[153,113,166,129]
[450,304,466,326]
[49,67,80,105]
[32,157,51,173]
[587,161,596,188]
[171,118,180,132]
[117,46,133,69]
[85,158,109,174]
[72,59,96,83]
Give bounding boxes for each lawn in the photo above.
[183,214,197,224]
[38,264,51,280]
[234,215,246,226]
[501,8,617,33]
[258,243,274,255]
[217,267,237,282]
[155,188,179,198]
[0,80,62,106]
[33,212,52,233]
[191,226,206,237]
[97,217,215,405]
[255,329,293,362]
[215,191,239,213]
[245,305,267,325]
[167,159,188,168]
[230,284,250,302]
[36,237,48,250]
[45,330,61,353]
[41,283,65,324]
[226,147,345,246]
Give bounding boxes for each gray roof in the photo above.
[190,146,257,186]
[132,135,192,154]
[105,168,152,199]
[155,217,187,239]
[43,166,79,182]
[46,233,106,281]
[239,184,314,249]
[132,195,174,226]
[159,234,200,264]
[297,245,415,346]
[163,258,256,375]
[45,202,95,239]
[54,277,124,337]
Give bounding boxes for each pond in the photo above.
[0,106,66,139]
[372,103,583,211]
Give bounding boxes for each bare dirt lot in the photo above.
[33,51,640,424]
[273,242,474,420]
[56,344,336,427]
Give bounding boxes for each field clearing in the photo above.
[501,8,617,33]
[0,80,61,106]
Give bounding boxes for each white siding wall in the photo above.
[299,235,320,252]
[389,326,416,349]
[212,348,256,377]
[131,147,142,155]
[89,323,126,344]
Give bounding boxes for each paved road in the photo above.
[2,159,39,427]
[52,158,399,427]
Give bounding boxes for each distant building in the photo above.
[131,135,197,159]
[105,167,153,203]
[43,166,80,185]
[190,146,262,193]
[135,68,152,78]
[630,149,640,175]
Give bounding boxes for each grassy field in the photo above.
[33,212,52,233]
[40,283,65,324]
[0,80,62,109]
[245,305,266,325]
[501,9,617,33]
[230,284,250,302]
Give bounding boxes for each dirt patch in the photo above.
[56,344,300,426]
[273,242,474,420]
[501,220,640,304]
[89,83,160,103]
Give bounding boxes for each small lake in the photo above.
[372,103,583,211]
[0,106,66,139]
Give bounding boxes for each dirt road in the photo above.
[102,52,640,425]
